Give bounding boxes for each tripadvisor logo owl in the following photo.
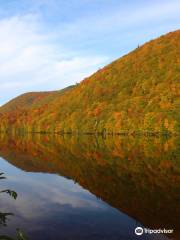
[135,226,174,236]
[135,227,143,235]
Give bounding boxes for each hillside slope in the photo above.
[0,30,179,134]
[0,92,55,113]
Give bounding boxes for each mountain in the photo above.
[0,30,179,135]
[0,91,55,113]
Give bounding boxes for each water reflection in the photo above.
[0,172,28,240]
[0,134,179,240]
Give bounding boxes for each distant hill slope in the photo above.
[0,30,179,135]
[0,92,55,113]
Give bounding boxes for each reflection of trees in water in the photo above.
[0,134,179,239]
[0,172,28,240]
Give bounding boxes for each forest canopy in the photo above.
[0,30,179,135]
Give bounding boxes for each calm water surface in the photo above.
[0,134,179,240]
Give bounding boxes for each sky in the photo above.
[0,0,179,106]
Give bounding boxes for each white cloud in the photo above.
[0,14,108,105]
[55,0,180,40]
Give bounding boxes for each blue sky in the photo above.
[0,0,179,105]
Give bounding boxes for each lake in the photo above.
[0,134,179,240]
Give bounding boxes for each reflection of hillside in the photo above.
[0,134,179,238]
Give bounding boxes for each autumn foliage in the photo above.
[0,31,179,135]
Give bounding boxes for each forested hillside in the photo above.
[0,30,179,135]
